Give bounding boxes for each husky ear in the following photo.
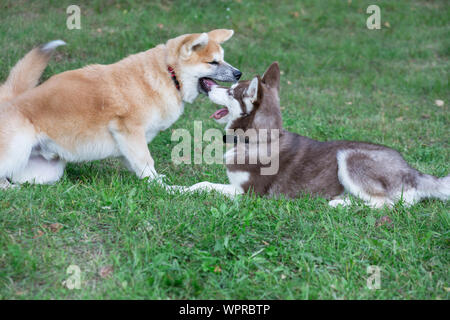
[261,62,280,92]
[246,76,262,103]
[208,29,234,44]
[180,33,209,58]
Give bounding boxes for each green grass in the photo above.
[0,0,449,299]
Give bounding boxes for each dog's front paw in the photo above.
[145,170,167,185]
[154,173,167,184]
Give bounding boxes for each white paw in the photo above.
[146,172,167,185]
[328,199,351,208]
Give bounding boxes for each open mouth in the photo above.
[199,77,218,93]
[199,78,229,119]
[210,107,229,120]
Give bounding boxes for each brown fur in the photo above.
[191,62,450,208]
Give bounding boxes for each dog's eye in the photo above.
[208,61,219,65]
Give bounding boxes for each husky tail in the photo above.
[417,173,450,202]
[0,40,66,103]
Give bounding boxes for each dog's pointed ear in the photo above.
[246,76,262,103]
[261,62,280,92]
[180,33,209,58]
[208,29,234,44]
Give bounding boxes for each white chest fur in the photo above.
[226,170,250,193]
[144,100,184,143]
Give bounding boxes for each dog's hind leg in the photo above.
[11,155,66,185]
[336,149,394,208]
[337,148,450,208]
[0,109,36,187]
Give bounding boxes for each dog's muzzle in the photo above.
[198,63,242,94]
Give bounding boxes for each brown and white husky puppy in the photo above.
[182,62,449,208]
[0,30,241,189]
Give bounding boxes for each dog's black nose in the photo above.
[233,70,242,80]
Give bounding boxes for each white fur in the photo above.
[36,132,120,163]
[336,150,394,208]
[41,40,66,53]
[0,178,15,189]
[394,175,450,206]
[0,125,35,179]
[437,176,450,200]
[142,91,184,141]
[11,156,65,184]
[226,170,249,193]
[336,150,367,200]
[417,175,450,201]
[394,189,421,207]
[247,77,258,103]
[224,146,236,164]
[243,97,254,115]
[170,167,248,198]
[184,181,243,197]
[208,85,231,106]
[179,64,209,103]
[207,83,255,130]
[208,87,244,128]
[212,48,223,63]
[328,198,351,207]
[108,125,157,180]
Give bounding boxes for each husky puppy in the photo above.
[182,62,449,208]
[0,30,241,188]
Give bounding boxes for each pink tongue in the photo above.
[210,108,229,119]
[203,79,217,87]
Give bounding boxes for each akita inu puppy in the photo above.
[180,62,449,208]
[0,30,241,189]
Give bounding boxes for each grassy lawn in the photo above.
[0,0,449,299]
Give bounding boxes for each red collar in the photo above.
[167,66,180,91]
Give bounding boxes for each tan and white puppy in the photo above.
[0,30,241,188]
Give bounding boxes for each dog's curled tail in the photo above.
[0,40,66,103]
[417,173,450,201]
